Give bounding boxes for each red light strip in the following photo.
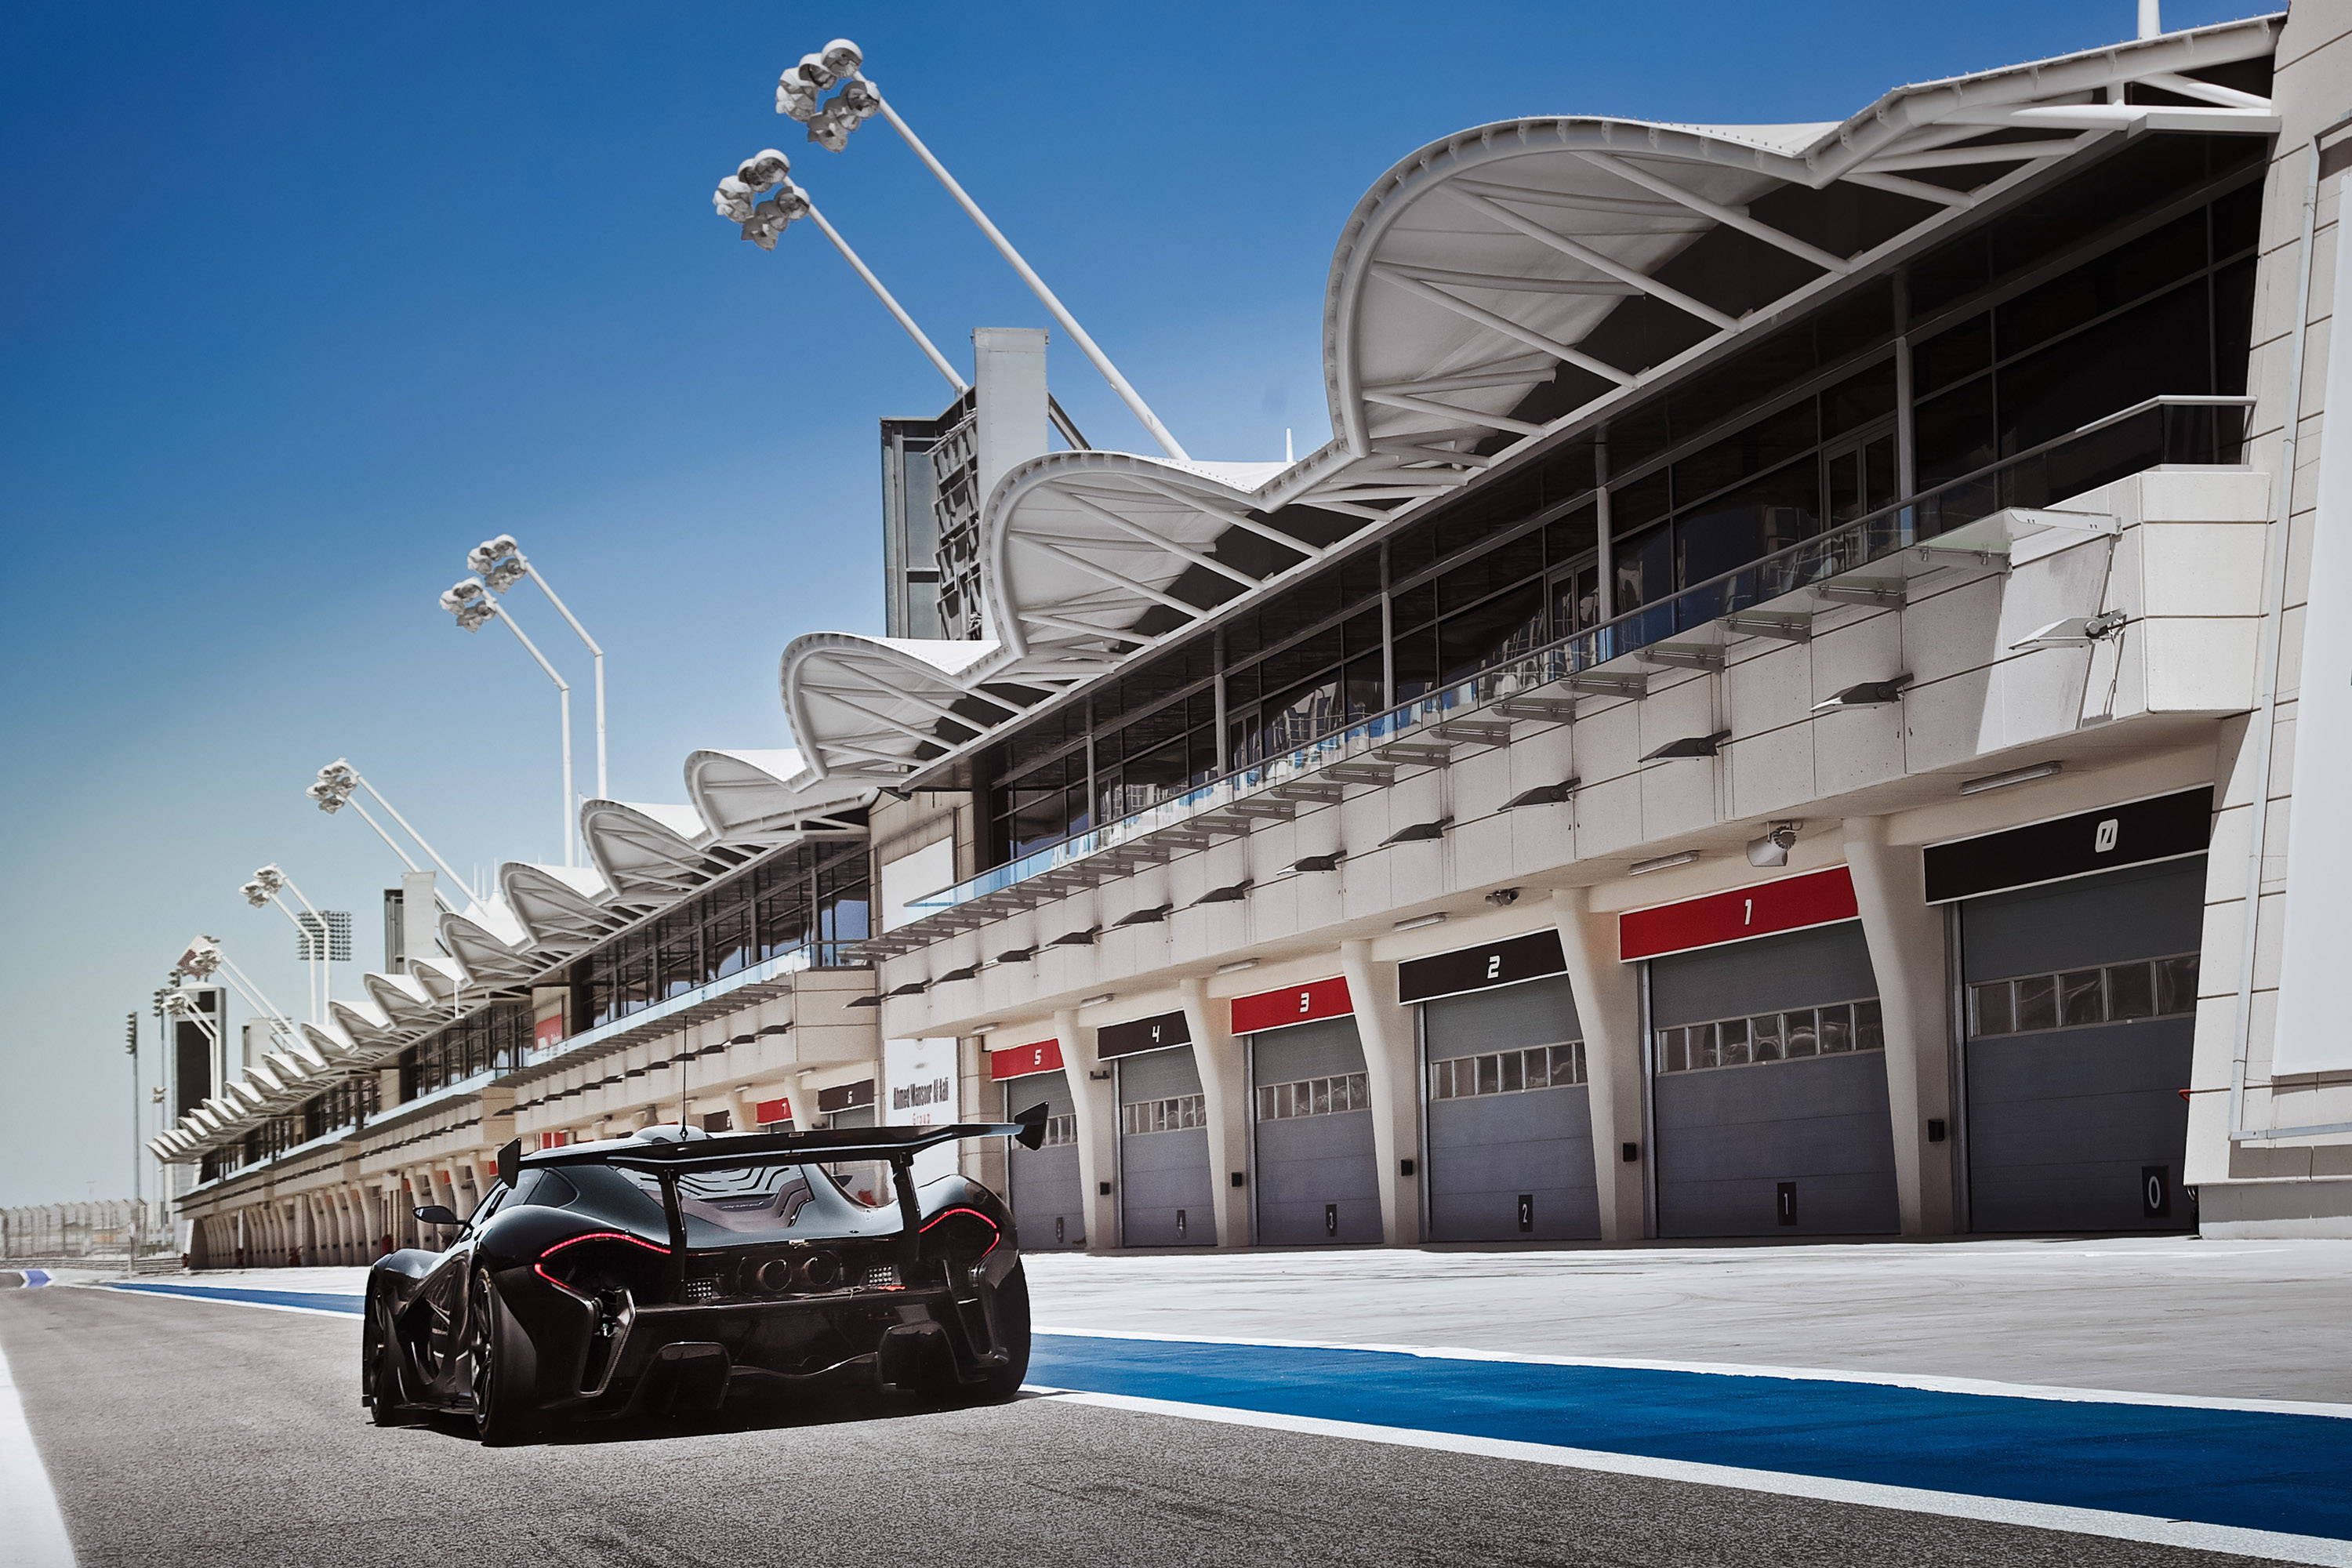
[919,1207,1002,1258]
[532,1230,671,1290]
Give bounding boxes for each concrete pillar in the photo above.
[1054,1007,1120,1251]
[1339,939,1422,1247]
[1552,887,1649,1241]
[1180,976,1252,1249]
[1843,815,1956,1235]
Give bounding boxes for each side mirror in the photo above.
[413,1205,459,1227]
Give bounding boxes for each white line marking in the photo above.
[90,1286,356,1321]
[1034,1324,2352,1420]
[0,1322,78,1566]
[1026,1386,2352,1566]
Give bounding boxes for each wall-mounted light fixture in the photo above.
[1958,760,2063,796]
[1642,731,1732,762]
[1629,851,1702,876]
[1810,675,1911,711]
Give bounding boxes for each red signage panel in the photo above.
[990,1037,1065,1080]
[753,1097,792,1126]
[1231,975,1354,1036]
[1618,867,1858,962]
[533,1014,564,1052]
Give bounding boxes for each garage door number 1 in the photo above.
[1744,898,1753,927]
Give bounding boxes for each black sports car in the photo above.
[361,1109,1047,1443]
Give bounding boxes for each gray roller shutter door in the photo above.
[1117,1047,1215,1247]
[1961,857,2202,1233]
[1650,922,1898,1238]
[1424,977,1599,1240]
[1252,1017,1381,1244]
[1004,1072,1087,1250]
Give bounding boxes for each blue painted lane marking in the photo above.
[21,1270,50,1287]
[1029,1334,2351,1543]
[107,1282,365,1314]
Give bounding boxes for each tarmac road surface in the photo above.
[2,1272,2343,1568]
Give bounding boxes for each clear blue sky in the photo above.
[0,1,2262,1207]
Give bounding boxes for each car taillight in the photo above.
[919,1207,1002,1258]
[534,1231,670,1292]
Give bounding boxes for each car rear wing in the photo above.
[497,1104,1051,1271]
[513,1102,1050,1181]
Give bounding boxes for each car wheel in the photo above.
[466,1270,534,1446]
[363,1291,406,1426]
[975,1261,1032,1402]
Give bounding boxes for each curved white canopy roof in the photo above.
[499,862,619,951]
[775,15,2281,791]
[580,800,737,902]
[682,748,873,843]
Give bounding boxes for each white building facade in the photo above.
[156,7,2352,1258]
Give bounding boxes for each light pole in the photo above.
[307,759,461,906]
[771,39,1188,459]
[240,865,343,1025]
[176,935,301,1069]
[716,150,967,394]
[441,577,577,868]
[465,535,610,802]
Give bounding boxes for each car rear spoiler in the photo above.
[510,1102,1051,1179]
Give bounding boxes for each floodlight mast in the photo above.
[850,74,1187,459]
[309,760,464,906]
[471,538,611,803]
[440,581,578,868]
[803,194,967,392]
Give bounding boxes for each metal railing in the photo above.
[900,394,2252,927]
[2,1200,168,1265]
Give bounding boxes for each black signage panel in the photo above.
[815,1078,875,1114]
[1097,1010,1191,1058]
[1923,786,2212,904]
[1397,928,1567,1004]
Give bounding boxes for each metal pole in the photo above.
[798,192,968,393]
[491,602,575,868]
[862,81,1189,460]
[518,564,610,803]
[354,772,468,892]
[275,873,334,1020]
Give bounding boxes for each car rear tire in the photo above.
[466,1271,535,1446]
[975,1261,1031,1402]
[363,1291,406,1426]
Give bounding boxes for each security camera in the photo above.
[1746,822,1802,868]
[1486,887,1520,907]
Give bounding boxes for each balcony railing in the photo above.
[897,394,2252,931]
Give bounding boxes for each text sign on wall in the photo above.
[1922,786,2213,904]
[1097,1010,1192,1059]
[1398,929,1567,1004]
[1231,975,1353,1036]
[989,1037,1065,1080]
[1619,867,1859,962]
[753,1097,791,1126]
[815,1079,875,1115]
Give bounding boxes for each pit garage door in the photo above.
[1957,855,2205,1232]
[996,1051,1087,1250]
[1408,931,1598,1242]
[1247,987,1380,1246]
[1116,1037,1216,1247]
[1650,918,1898,1238]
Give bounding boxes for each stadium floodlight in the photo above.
[771,39,1185,459]
[307,758,465,901]
[465,535,609,802]
[243,862,341,1022]
[714,156,967,394]
[437,579,576,867]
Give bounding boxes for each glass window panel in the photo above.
[1477,1055,1501,1095]
[1522,1048,1548,1090]
[1749,1014,1784,1062]
[2107,960,2155,1022]
[1855,999,1886,1052]
[1500,1051,1524,1093]
[1572,1041,1588,1083]
[1819,1004,1853,1054]
[1276,1083,1294,1119]
[1784,1009,1819,1058]
[1693,1022,1722,1070]
[2014,975,2057,1033]
[1715,1023,1748,1068]
[1349,1073,1368,1108]
[1661,1029,1686,1073]
[2060,969,2106,1028]
[1431,1061,1451,1099]
[1312,1080,1331,1116]
[1972,982,2014,1037]
[2157,953,2200,1016]
[1257,1087,1274,1121]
